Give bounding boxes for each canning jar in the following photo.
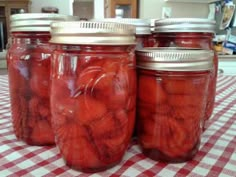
[153,18,218,125]
[49,21,136,172]
[91,18,155,49]
[136,48,214,162]
[7,13,79,145]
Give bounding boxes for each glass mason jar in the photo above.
[7,13,79,145]
[49,21,136,172]
[91,18,155,49]
[136,48,214,162]
[153,18,218,126]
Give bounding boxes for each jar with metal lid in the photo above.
[91,18,155,49]
[7,13,79,145]
[153,18,218,126]
[49,21,136,172]
[136,48,214,162]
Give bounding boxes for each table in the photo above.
[0,74,236,177]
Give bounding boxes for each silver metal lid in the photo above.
[50,21,136,45]
[91,18,151,35]
[136,48,214,71]
[154,18,216,33]
[150,19,159,32]
[10,13,80,32]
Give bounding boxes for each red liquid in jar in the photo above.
[154,32,218,124]
[137,69,210,162]
[136,34,155,49]
[7,32,55,145]
[50,45,136,172]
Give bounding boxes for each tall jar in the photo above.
[91,18,155,49]
[153,18,218,126]
[136,48,214,162]
[49,21,136,172]
[7,13,79,145]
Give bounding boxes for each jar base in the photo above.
[142,141,200,163]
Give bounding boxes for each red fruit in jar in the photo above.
[53,98,76,119]
[30,119,55,145]
[138,75,167,104]
[61,137,101,171]
[28,97,54,144]
[168,95,202,107]
[55,123,88,142]
[89,112,117,138]
[76,66,101,91]
[172,106,202,121]
[51,77,75,104]
[139,119,159,149]
[30,60,50,98]
[139,113,169,150]
[93,65,129,111]
[92,110,129,164]
[75,95,107,125]
[11,95,28,139]
[127,67,137,95]
[126,109,136,139]
[126,94,136,111]
[39,102,51,120]
[163,76,208,95]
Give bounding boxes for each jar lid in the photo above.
[91,18,151,35]
[154,18,216,33]
[10,13,79,32]
[50,21,136,45]
[150,19,159,32]
[136,48,214,71]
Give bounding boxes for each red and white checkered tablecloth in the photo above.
[0,74,236,177]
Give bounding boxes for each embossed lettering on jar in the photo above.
[136,48,214,162]
[7,13,79,145]
[49,21,136,172]
[153,18,218,127]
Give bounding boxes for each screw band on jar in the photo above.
[91,18,151,35]
[136,48,214,71]
[10,13,79,32]
[154,18,216,33]
[50,21,136,45]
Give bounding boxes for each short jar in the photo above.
[49,21,136,172]
[136,48,214,162]
[153,18,218,125]
[7,13,79,145]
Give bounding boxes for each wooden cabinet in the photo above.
[105,0,137,18]
[0,0,31,49]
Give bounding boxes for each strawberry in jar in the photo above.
[7,13,79,145]
[153,18,218,130]
[136,48,213,162]
[49,21,136,172]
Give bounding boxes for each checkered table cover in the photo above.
[0,74,236,177]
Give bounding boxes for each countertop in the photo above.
[0,75,236,177]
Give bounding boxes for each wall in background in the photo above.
[30,0,209,19]
[139,0,209,19]
[31,0,73,15]
[94,0,104,18]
